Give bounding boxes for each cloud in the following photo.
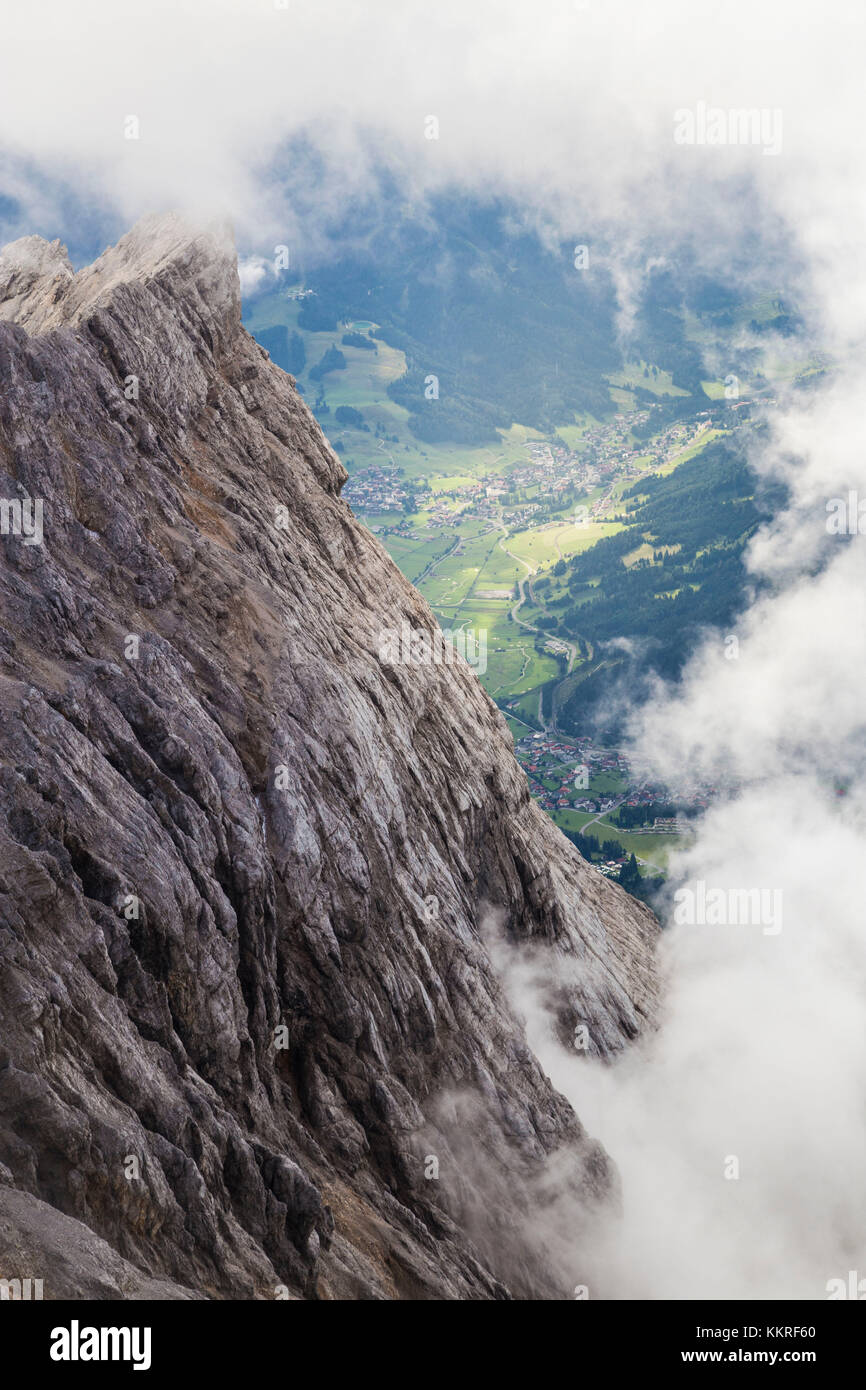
[502,768,866,1296]
[0,0,860,272]
[236,254,274,297]
[494,219,866,1296]
[573,332,866,1294]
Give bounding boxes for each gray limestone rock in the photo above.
[0,214,657,1300]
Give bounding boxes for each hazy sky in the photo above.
[0,3,860,282]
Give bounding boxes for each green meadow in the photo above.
[550,807,687,869]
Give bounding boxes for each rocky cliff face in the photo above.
[0,214,657,1299]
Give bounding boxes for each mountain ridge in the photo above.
[0,213,657,1299]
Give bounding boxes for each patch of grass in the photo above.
[607,361,689,397]
[500,520,624,573]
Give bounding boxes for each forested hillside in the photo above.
[555,436,788,735]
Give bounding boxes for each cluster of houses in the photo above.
[348,403,685,535]
[343,397,740,543]
[424,476,544,528]
[518,445,589,497]
[596,860,630,878]
[343,466,411,514]
[518,406,711,510]
[513,732,719,830]
[573,410,652,472]
[514,734,628,813]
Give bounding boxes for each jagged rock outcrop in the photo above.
[0,214,657,1299]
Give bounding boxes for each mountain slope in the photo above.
[0,214,657,1299]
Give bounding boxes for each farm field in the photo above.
[550,807,688,869]
[502,519,623,570]
[607,360,689,397]
[443,599,558,699]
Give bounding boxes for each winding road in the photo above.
[495,525,578,672]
